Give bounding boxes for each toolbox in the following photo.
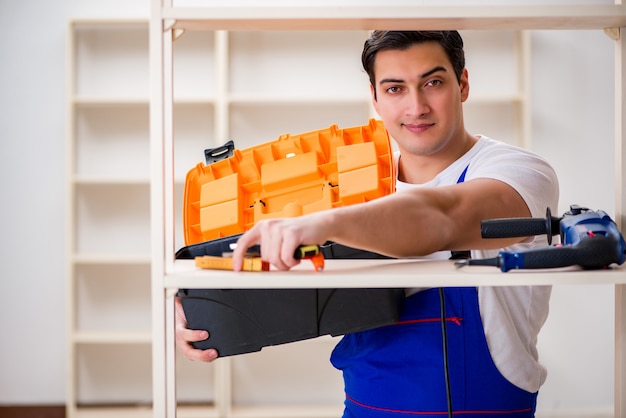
[177,119,405,357]
[182,118,395,245]
[178,287,405,356]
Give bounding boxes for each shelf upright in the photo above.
[150,1,174,417]
[613,20,626,418]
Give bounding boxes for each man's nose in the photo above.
[406,90,429,117]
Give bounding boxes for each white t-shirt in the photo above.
[395,135,559,394]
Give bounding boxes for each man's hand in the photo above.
[175,297,218,362]
[232,214,330,271]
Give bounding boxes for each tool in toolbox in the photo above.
[456,204,626,272]
[195,255,269,272]
[175,232,392,264]
[194,244,325,272]
[177,120,403,357]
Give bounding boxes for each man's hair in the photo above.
[362,31,466,96]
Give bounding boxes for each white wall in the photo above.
[0,0,69,404]
[0,0,149,404]
[0,1,618,416]
[532,30,615,416]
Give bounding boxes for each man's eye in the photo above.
[386,86,402,94]
[426,79,442,87]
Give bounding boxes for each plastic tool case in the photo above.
[177,119,405,357]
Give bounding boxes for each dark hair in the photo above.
[362,31,465,93]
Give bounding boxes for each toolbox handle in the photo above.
[204,140,235,165]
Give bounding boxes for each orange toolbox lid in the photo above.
[183,119,395,246]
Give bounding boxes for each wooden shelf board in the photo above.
[73,331,152,344]
[72,176,150,185]
[72,96,149,106]
[229,404,343,418]
[163,259,626,289]
[71,19,148,30]
[227,94,370,105]
[72,404,217,418]
[164,5,626,31]
[72,253,151,264]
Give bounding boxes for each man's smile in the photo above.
[402,122,435,133]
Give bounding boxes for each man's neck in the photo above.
[398,133,478,184]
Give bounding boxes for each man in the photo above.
[177,31,558,417]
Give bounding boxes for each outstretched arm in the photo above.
[232,178,531,271]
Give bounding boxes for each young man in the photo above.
[176,31,559,417]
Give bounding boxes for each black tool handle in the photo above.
[481,218,551,239]
[502,235,621,271]
[481,207,561,244]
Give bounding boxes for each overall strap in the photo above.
[456,164,469,183]
[450,164,471,260]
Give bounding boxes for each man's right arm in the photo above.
[232,177,533,271]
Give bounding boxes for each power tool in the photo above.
[455,205,626,272]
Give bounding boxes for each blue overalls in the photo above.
[330,165,538,417]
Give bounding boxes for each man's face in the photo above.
[371,42,469,158]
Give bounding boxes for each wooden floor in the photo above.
[0,406,65,418]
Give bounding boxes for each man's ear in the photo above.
[460,68,470,102]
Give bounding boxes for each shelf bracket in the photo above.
[163,18,175,32]
[605,27,621,41]
[163,19,185,42]
[172,28,185,42]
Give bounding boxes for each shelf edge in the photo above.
[163,5,626,31]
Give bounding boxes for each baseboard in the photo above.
[0,405,65,418]
[536,409,613,418]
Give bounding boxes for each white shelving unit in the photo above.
[65,3,626,417]
[66,13,535,418]
[66,20,152,418]
[150,3,626,418]
[66,20,217,418]
[161,27,530,418]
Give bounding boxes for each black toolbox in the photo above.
[177,287,404,356]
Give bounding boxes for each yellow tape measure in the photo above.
[195,255,269,271]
